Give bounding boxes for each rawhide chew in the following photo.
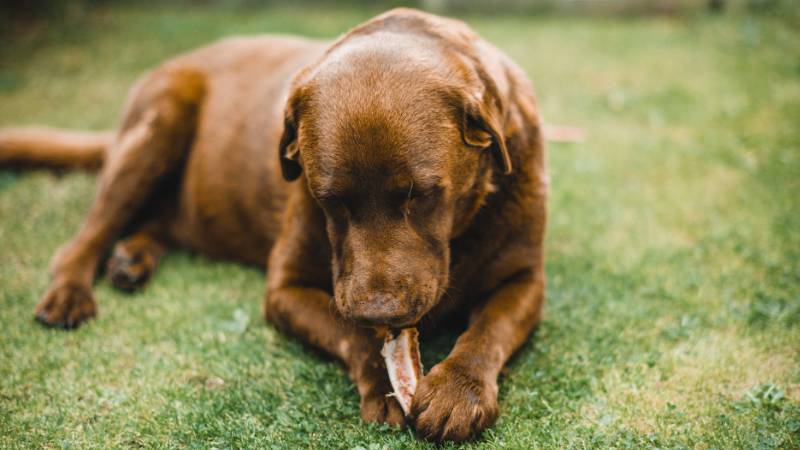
[380,327,423,415]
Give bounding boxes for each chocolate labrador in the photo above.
[0,8,547,441]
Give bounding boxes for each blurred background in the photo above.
[1,0,798,448]
[2,0,799,20]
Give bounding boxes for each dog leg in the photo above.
[411,269,545,442]
[264,185,406,426]
[267,286,406,426]
[107,222,167,292]
[34,69,204,328]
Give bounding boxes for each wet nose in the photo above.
[349,292,416,327]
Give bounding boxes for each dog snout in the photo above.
[347,292,417,327]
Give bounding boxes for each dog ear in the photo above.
[461,93,511,175]
[278,87,304,181]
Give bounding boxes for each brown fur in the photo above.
[0,9,547,442]
[0,127,111,170]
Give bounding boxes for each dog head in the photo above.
[278,12,512,328]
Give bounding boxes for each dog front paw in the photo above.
[360,387,406,427]
[107,245,156,291]
[411,358,499,442]
[355,363,406,427]
[34,281,96,329]
[353,352,407,428]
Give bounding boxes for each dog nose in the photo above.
[349,292,415,327]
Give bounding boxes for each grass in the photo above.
[1,4,799,449]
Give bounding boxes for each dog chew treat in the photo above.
[380,328,423,416]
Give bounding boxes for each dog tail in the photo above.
[542,124,586,144]
[0,127,113,172]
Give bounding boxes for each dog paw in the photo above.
[34,281,97,329]
[411,358,499,442]
[355,361,407,427]
[107,246,155,292]
[360,388,406,427]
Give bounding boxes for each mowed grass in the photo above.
[1,5,799,448]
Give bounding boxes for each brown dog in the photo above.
[0,8,547,441]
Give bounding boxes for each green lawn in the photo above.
[1,5,798,448]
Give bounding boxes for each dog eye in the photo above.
[404,187,439,212]
[408,190,426,201]
[315,193,336,205]
[316,194,349,213]
[404,190,426,206]
[411,185,442,201]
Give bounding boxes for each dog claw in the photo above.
[33,281,97,329]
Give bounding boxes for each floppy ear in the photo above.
[462,95,511,175]
[278,88,303,181]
